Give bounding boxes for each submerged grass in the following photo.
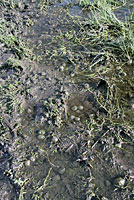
[86,3,134,128]
[0,20,30,59]
[0,0,25,9]
[79,0,126,9]
[79,3,134,62]
[67,1,134,129]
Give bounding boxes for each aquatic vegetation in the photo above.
[0,0,134,199]
[79,0,126,8]
[79,0,90,7]
[80,6,134,62]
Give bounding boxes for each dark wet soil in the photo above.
[0,0,134,200]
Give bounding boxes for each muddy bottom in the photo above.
[0,0,134,200]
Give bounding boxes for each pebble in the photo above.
[62,63,66,67]
[86,130,91,135]
[44,100,48,105]
[114,177,125,187]
[75,117,80,122]
[76,110,81,113]
[60,86,64,92]
[47,120,51,125]
[118,178,125,186]
[71,73,75,77]
[45,113,49,118]
[115,143,122,148]
[37,135,45,140]
[39,130,46,135]
[131,104,134,109]
[102,197,109,200]
[27,108,33,114]
[59,66,64,71]
[65,90,69,97]
[30,156,36,162]
[41,72,46,76]
[129,59,133,64]
[25,160,31,166]
[70,115,75,120]
[84,83,89,89]
[71,106,77,111]
[18,2,24,10]
[78,105,84,110]
[47,77,51,81]
[52,136,58,143]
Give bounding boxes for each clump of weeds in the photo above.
[79,0,126,9]
[79,4,134,62]
[60,0,134,130]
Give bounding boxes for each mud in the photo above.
[0,0,134,200]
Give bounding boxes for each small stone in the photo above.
[44,100,48,105]
[129,59,133,64]
[45,113,49,118]
[75,117,80,121]
[25,160,31,166]
[116,143,122,148]
[71,73,75,77]
[78,105,84,110]
[37,135,45,140]
[18,2,24,10]
[60,86,64,92]
[70,115,75,120]
[48,120,51,125]
[118,178,125,186]
[76,110,81,113]
[65,90,69,97]
[30,156,36,162]
[84,83,89,89]
[39,130,46,135]
[102,197,109,200]
[47,77,51,81]
[63,63,66,67]
[41,72,46,76]
[131,104,134,109]
[52,136,58,143]
[86,130,91,135]
[27,108,32,114]
[59,66,64,71]
[71,106,77,111]
[115,177,125,187]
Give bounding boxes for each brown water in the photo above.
[1,0,134,199]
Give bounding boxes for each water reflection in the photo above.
[114,0,134,22]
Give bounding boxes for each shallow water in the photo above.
[19,1,134,199]
[1,0,134,199]
[17,2,93,199]
[114,0,134,21]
